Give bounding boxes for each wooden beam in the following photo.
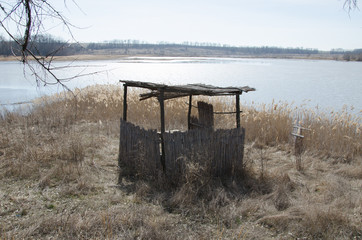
[123,84,128,121]
[236,94,240,129]
[159,89,165,136]
[214,110,243,115]
[159,89,166,172]
[187,95,192,130]
[117,117,125,184]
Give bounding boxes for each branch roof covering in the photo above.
[120,80,255,100]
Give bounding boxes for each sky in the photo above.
[8,0,362,51]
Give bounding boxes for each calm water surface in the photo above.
[0,57,361,115]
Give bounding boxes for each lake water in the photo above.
[0,57,361,115]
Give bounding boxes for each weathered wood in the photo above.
[118,120,161,182]
[119,80,167,90]
[292,125,309,171]
[159,89,166,172]
[236,94,240,129]
[188,101,215,129]
[163,127,245,183]
[189,116,201,129]
[188,95,192,130]
[123,84,128,121]
[294,128,304,156]
[119,120,245,183]
[214,110,243,115]
[118,80,251,182]
[291,133,304,138]
[120,80,255,101]
[117,118,123,180]
[186,101,243,115]
[197,101,214,129]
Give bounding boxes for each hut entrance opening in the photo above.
[118,80,255,182]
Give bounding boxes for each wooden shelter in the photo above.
[119,80,255,180]
[121,80,255,127]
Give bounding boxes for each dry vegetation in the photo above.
[0,84,361,239]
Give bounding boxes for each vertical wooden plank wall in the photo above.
[119,122,245,181]
[118,120,161,178]
[164,127,245,182]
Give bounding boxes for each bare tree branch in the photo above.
[0,0,82,91]
[344,0,359,12]
[23,0,32,62]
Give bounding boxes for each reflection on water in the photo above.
[0,57,361,115]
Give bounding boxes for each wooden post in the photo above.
[236,93,240,129]
[159,89,166,172]
[123,84,128,121]
[188,95,192,130]
[292,125,310,171]
[119,84,128,183]
[294,127,303,171]
[117,118,123,184]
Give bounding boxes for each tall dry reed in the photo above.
[2,84,360,163]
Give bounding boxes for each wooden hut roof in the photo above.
[120,80,255,100]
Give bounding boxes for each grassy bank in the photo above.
[0,84,361,239]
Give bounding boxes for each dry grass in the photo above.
[23,84,360,159]
[0,84,361,239]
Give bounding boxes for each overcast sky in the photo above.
[47,0,362,50]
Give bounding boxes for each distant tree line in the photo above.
[6,35,362,59]
[87,40,319,55]
[331,48,362,61]
[342,49,362,61]
[0,34,84,57]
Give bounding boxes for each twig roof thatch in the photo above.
[120,80,255,100]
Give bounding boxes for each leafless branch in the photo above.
[0,0,84,92]
[344,0,359,12]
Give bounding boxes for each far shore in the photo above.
[0,54,126,62]
[0,53,347,62]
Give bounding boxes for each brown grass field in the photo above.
[0,84,361,239]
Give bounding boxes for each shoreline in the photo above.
[0,53,347,62]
